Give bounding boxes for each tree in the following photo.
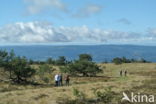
[61,61,102,77]
[139,58,147,63]
[131,58,136,63]
[56,56,67,65]
[6,50,15,78]
[0,50,15,79]
[79,54,92,61]
[0,50,35,83]
[46,58,55,64]
[29,59,34,65]
[38,64,52,76]
[112,57,149,64]
[112,57,122,65]
[10,56,36,83]
[38,64,52,83]
[79,61,102,76]
[61,54,102,77]
[0,50,8,67]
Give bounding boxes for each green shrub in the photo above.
[57,88,87,104]
[42,77,50,84]
[38,64,52,83]
[57,88,116,104]
[92,87,116,104]
[73,88,86,101]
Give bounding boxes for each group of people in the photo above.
[120,70,127,77]
[54,70,127,87]
[54,74,70,87]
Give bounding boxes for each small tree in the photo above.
[0,50,15,79]
[61,54,102,77]
[0,50,8,67]
[93,87,115,104]
[38,64,52,83]
[121,57,131,63]
[29,59,34,65]
[46,58,55,64]
[79,54,92,61]
[56,56,67,65]
[11,56,36,83]
[139,58,147,63]
[73,88,86,101]
[74,60,102,76]
[112,57,122,65]
[6,50,15,78]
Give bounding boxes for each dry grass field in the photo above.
[0,63,156,104]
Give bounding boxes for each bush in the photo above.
[93,87,115,104]
[57,88,87,104]
[73,88,86,101]
[112,57,149,64]
[38,64,52,75]
[38,64,53,83]
[42,77,50,84]
[57,88,116,104]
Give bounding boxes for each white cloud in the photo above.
[73,4,103,18]
[147,28,156,37]
[0,21,154,44]
[23,1,103,18]
[24,0,67,15]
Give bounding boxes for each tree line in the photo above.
[0,50,150,84]
[112,57,149,65]
[0,50,102,84]
[29,56,70,65]
[0,50,35,83]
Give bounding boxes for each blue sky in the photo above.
[0,0,156,45]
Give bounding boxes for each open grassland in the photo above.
[0,63,156,104]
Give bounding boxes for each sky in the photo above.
[0,0,156,45]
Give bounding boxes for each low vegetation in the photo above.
[0,50,155,104]
[0,50,103,84]
[112,57,149,65]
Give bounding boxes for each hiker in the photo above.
[59,74,63,86]
[54,74,59,87]
[124,70,127,76]
[120,70,123,76]
[57,74,61,86]
[65,74,70,86]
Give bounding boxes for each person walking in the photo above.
[54,74,59,87]
[57,74,61,86]
[65,75,70,86]
[59,74,63,86]
[120,70,123,77]
[124,70,127,76]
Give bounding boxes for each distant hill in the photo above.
[0,45,156,62]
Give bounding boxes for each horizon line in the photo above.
[0,43,156,47]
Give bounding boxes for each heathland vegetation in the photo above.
[0,50,104,84]
[0,49,155,104]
